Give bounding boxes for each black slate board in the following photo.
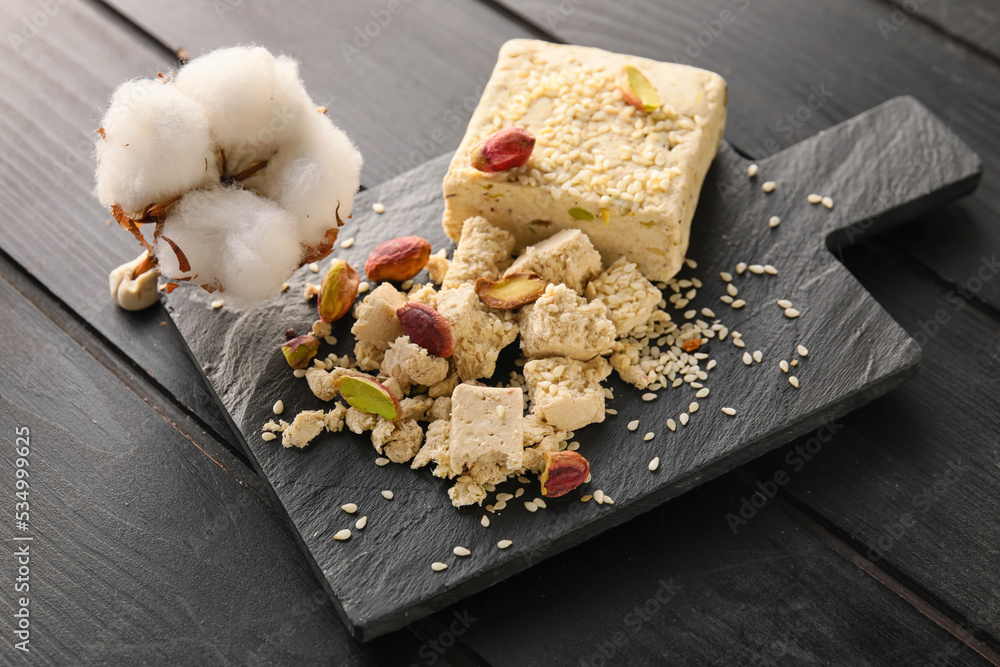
[165,96,980,640]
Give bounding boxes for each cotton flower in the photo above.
[95,46,363,305]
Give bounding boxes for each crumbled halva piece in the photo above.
[505,229,602,294]
[345,407,378,434]
[311,319,333,339]
[428,370,460,398]
[411,418,451,477]
[521,414,568,473]
[400,395,435,421]
[448,384,524,486]
[351,282,405,351]
[354,340,385,371]
[523,356,611,431]
[428,396,452,422]
[442,39,726,281]
[585,257,663,336]
[609,349,655,390]
[381,376,406,401]
[518,283,615,360]
[436,284,518,381]
[425,249,450,285]
[324,403,348,432]
[281,410,327,449]
[406,283,438,307]
[371,418,424,463]
[441,216,514,289]
[448,474,487,507]
[381,336,450,390]
[305,366,362,401]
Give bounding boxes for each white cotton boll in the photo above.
[155,187,301,303]
[174,46,315,176]
[95,78,219,217]
[244,108,363,247]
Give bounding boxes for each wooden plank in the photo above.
[497,0,1000,315]
[745,241,1000,646]
[445,475,990,666]
[0,271,428,664]
[0,0,236,444]
[103,0,538,185]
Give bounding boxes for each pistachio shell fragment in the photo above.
[319,258,360,323]
[335,374,402,421]
[281,335,321,369]
[540,450,590,498]
[475,272,546,310]
[620,65,661,113]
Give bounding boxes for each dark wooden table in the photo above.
[1,0,998,664]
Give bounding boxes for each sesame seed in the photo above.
[372,202,386,214]
[381,490,394,500]
[401,279,413,290]
[696,388,710,398]
[784,308,801,318]
[454,546,471,557]
[777,299,792,309]
[685,258,698,269]
[273,400,284,415]
[707,359,718,370]
[281,283,290,292]
[358,282,370,293]
[627,419,639,431]
[498,540,512,549]
[808,193,822,204]
[431,562,448,572]
[648,457,660,471]
[791,360,799,367]
[641,392,657,402]
[733,338,746,348]
[747,164,759,177]
[534,497,547,509]
[727,283,739,297]
[667,419,677,431]
[606,408,618,415]
[334,529,351,541]
[743,352,753,365]
[481,515,490,528]
[262,432,276,442]
[324,336,338,346]
[309,262,319,273]
[514,488,524,498]
[496,405,505,418]
[494,500,507,511]
[525,500,539,512]
[822,196,834,209]
[496,493,514,502]
[789,376,800,388]
[518,476,530,484]
[731,299,747,309]
[701,307,715,318]
[341,237,355,248]
[568,441,580,451]
[720,271,733,282]
[584,472,592,483]
[375,457,390,466]
[604,496,615,505]
[643,432,655,441]
[355,516,368,530]
[797,344,809,357]
[753,350,763,363]
[780,360,789,373]
[580,495,593,502]
[593,490,605,504]
[762,181,776,193]
[721,407,737,416]
[684,309,697,319]
[768,216,781,228]
[211,299,225,310]
[748,264,765,275]
[341,503,358,514]
[736,262,748,274]
[680,413,690,426]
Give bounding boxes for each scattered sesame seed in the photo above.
[375,457,390,466]
[431,562,448,572]
[481,515,490,528]
[604,496,615,505]
[789,376,800,388]
[780,360,790,373]
[401,279,413,290]
[727,283,739,297]
[808,193,822,204]
[341,503,358,514]
[743,351,753,365]
[685,258,698,269]
[791,360,799,367]
[641,392,657,402]
[496,405,505,418]
[494,500,507,511]
[568,441,580,451]
[518,476,530,484]
[720,271,733,282]
[584,472,592,483]
[707,359,717,370]
[753,350,763,363]
[784,308,801,318]
[679,413,690,426]
[736,262,748,274]
[355,516,368,530]
[534,498,547,509]
[262,432,277,442]
[496,493,514,502]
[358,282,370,293]
[515,487,524,498]
[606,408,618,415]
[273,400,284,415]
[696,388,710,398]
[334,529,351,541]
[211,299,225,309]
[747,164,759,177]
[733,338,746,348]
[720,295,734,304]
[648,457,660,471]
[580,495,593,502]
[454,546,471,557]
[797,344,809,357]
[822,196,834,209]
[684,309,697,319]
[762,181,776,193]
[308,262,319,273]
[748,264,765,275]
[627,419,639,431]
[721,407,737,416]
[593,490,605,504]
[381,490,394,500]
[643,432,655,441]
[731,299,747,309]
[768,216,781,228]
[281,283,290,292]
[341,237,355,248]
[667,419,677,432]
[372,202,386,214]
[777,299,792,309]
[497,540,512,549]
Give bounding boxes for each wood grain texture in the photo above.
[443,475,990,666]
[164,97,980,640]
[0,273,429,665]
[497,0,1000,316]
[0,0,236,443]
[103,0,537,185]
[893,0,1000,60]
